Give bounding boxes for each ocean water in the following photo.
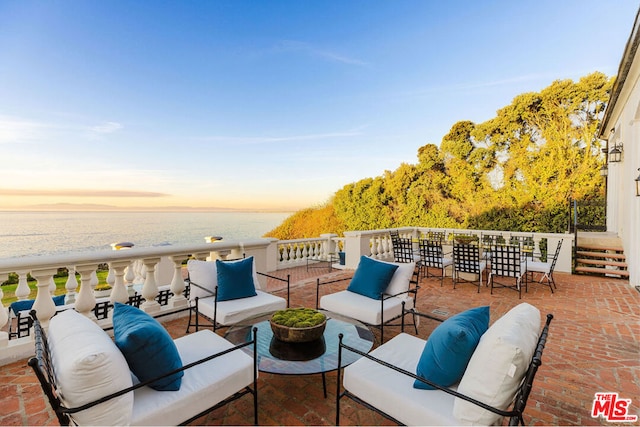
[0,211,291,259]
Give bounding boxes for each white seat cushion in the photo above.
[320,290,413,326]
[131,330,254,425]
[454,303,541,425]
[344,333,459,426]
[196,290,286,326]
[526,260,550,273]
[48,309,134,426]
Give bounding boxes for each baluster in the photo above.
[90,270,99,290]
[140,257,161,314]
[48,275,56,295]
[31,268,58,327]
[0,273,8,346]
[125,262,136,284]
[74,264,98,316]
[65,266,78,304]
[15,270,30,301]
[168,255,189,309]
[106,265,115,286]
[109,261,131,305]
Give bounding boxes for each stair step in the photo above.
[577,244,625,252]
[575,266,630,277]
[576,250,626,260]
[576,258,628,268]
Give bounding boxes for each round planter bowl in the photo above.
[270,319,327,343]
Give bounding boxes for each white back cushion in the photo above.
[377,259,415,296]
[453,303,541,425]
[187,258,261,301]
[48,309,134,425]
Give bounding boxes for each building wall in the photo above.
[605,51,640,287]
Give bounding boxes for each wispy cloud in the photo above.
[199,128,366,145]
[0,188,168,197]
[90,121,123,134]
[272,40,368,66]
[0,115,47,143]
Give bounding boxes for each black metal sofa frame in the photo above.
[336,311,553,426]
[315,266,421,343]
[28,310,259,426]
[186,270,290,333]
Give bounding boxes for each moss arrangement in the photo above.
[271,308,326,328]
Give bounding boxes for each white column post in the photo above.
[65,266,78,304]
[109,261,131,305]
[168,255,189,309]
[344,231,370,269]
[0,273,8,347]
[15,270,31,301]
[321,233,338,258]
[30,268,58,327]
[74,264,98,317]
[140,257,161,313]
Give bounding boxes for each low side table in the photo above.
[225,310,374,397]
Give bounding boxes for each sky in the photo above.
[0,0,638,212]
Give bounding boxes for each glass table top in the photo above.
[225,310,374,375]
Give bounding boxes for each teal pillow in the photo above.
[10,295,65,314]
[113,302,183,391]
[347,256,399,300]
[414,305,490,390]
[216,257,257,301]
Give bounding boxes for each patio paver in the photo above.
[0,265,638,426]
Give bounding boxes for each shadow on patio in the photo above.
[1,265,638,426]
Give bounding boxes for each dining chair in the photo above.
[526,239,563,293]
[418,239,453,286]
[393,236,417,263]
[488,244,527,299]
[452,242,487,292]
[509,234,535,259]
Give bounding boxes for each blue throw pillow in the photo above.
[113,302,183,391]
[347,256,399,300]
[216,257,257,301]
[414,305,490,390]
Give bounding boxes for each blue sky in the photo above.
[1,0,637,211]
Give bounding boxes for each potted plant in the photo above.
[94,283,113,297]
[270,308,327,343]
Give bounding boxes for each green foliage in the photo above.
[271,308,326,328]
[268,72,611,238]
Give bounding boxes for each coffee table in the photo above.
[225,310,374,397]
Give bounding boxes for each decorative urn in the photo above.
[269,308,327,343]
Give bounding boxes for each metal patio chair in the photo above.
[452,242,487,292]
[418,238,453,286]
[488,244,528,299]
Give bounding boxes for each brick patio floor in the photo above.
[0,265,638,426]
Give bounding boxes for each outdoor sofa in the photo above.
[336,303,553,425]
[29,306,258,426]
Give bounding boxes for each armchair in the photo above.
[185,256,290,333]
[316,256,419,343]
[336,303,553,426]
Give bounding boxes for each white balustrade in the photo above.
[15,271,30,301]
[75,264,99,317]
[65,266,78,304]
[0,273,8,347]
[109,261,131,305]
